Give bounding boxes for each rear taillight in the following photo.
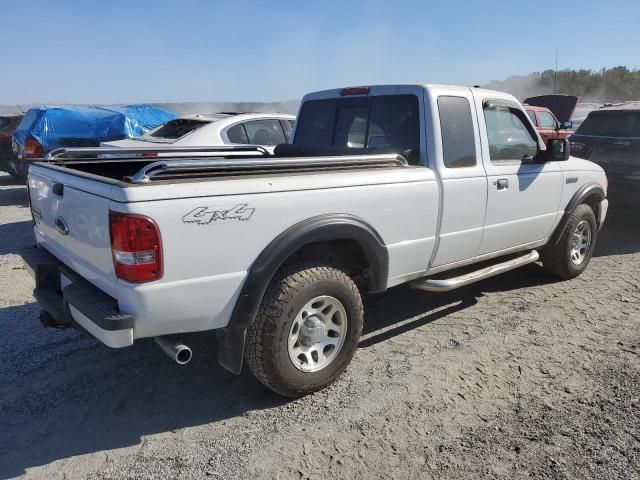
[141,151,158,158]
[109,211,163,283]
[23,139,44,159]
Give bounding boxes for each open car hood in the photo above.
[524,95,579,123]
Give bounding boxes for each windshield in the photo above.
[138,118,211,143]
[576,111,640,138]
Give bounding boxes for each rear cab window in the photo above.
[294,94,420,164]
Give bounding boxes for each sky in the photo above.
[2,0,640,105]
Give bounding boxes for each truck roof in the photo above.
[301,84,518,104]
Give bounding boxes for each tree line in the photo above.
[485,66,640,102]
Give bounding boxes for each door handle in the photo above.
[496,178,509,190]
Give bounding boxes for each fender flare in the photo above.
[549,182,605,245]
[217,214,389,374]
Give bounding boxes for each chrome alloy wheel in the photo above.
[570,220,592,265]
[287,295,347,373]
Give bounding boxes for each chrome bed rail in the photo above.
[44,145,271,161]
[41,146,409,184]
[128,154,409,183]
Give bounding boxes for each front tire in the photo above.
[541,204,597,280]
[245,262,364,398]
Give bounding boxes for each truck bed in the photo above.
[38,145,413,185]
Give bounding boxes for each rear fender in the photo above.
[217,214,388,374]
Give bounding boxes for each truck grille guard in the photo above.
[42,146,410,184]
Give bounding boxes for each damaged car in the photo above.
[523,94,577,143]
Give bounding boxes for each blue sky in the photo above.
[2,0,640,104]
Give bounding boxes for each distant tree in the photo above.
[485,66,640,102]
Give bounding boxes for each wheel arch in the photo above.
[217,214,388,374]
[550,182,604,245]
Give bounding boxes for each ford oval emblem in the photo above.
[54,217,70,236]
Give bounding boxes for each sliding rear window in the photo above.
[576,111,640,138]
[294,94,420,161]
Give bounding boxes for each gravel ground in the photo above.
[0,171,638,480]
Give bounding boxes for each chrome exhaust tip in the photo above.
[155,336,192,365]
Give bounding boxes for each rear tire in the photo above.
[540,204,597,280]
[245,262,364,398]
[5,157,21,178]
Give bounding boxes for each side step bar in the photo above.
[411,250,540,293]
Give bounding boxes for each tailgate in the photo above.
[28,165,117,297]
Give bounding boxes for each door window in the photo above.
[483,104,538,163]
[437,96,477,168]
[242,120,287,146]
[280,119,293,141]
[539,111,557,129]
[526,110,537,126]
[226,123,249,144]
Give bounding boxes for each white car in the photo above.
[101,112,295,153]
[23,84,607,398]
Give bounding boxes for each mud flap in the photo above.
[216,328,246,375]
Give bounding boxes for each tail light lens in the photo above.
[23,139,44,159]
[141,151,158,158]
[109,211,163,283]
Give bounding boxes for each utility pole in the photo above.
[554,50,558,94]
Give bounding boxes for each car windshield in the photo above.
[138,118,212,143]
[576,111,640,138]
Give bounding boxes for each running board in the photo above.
[411,250,540,293]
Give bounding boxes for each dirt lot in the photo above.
[0,171,638,480]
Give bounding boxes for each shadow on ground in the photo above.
[0,220,33,255]
[0,176,28,208]
[594,210,640,257]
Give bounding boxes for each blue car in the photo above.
[11,104,174,177]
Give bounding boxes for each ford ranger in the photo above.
[20,84,608,397]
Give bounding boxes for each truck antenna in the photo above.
[554,50,558,94]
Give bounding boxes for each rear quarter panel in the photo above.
[112,167,438,338]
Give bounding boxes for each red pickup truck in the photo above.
[523,95,577,143]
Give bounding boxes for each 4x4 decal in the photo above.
[182,204,255,225]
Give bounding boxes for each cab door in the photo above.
[429,89,487,267]
[476,99,563,255]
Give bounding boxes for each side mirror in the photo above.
[547,138,570,161]
[561,120,573,129]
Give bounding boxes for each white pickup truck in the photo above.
[21,84,608,397]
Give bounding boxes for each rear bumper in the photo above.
[20,245,134,348]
